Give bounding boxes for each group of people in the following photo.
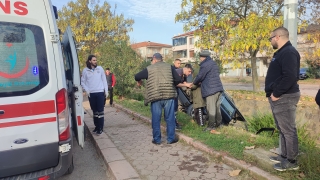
[82,27,302,172]
[134,49,225,144]
[134,26,302,172]
[81,55,116,135]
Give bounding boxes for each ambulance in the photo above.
[0,0,84,179]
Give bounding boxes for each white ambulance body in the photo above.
[0,0,84,179]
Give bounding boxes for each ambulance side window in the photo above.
[0,22,49,97]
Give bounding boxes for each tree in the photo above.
[175,0,309,91]
[57,0,134,63]
[96,41,148,97]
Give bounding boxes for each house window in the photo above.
[164,49,168,55]
[173,50,187,58]
[189,50,194,57]
[172,37,187,46]
[190,38,194,45]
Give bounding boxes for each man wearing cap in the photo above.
[189,50,224,131]
[135,53,181,144]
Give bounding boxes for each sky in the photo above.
[53,0,185,45]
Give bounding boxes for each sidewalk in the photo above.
[82,100,280,180]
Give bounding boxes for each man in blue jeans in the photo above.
[265,27,301,171]
[81,55,108,135]
[135,53,180,144]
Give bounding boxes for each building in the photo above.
[130,41,172,61]
[172,32,199,63]
[172,25,320,77]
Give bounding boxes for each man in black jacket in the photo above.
[265,27,300,172]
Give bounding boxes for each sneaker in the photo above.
[96,129,103,135]
[167,137,179,144]
[269,155,286,163]
[92,127,98,134]
[152,140,161,145]
[175,123,182,130]
[274,160,299,171]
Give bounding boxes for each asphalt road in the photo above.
[223,82,319,97]
[57,133,110,180]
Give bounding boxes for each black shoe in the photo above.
[167,138,179,144]
[152,140,161,145]
[92,127,98,133]
[96,129,103,135]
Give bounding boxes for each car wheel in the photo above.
[65,156,74,175]
[187,105,194,119]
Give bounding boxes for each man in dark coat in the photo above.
[189,50,224,131]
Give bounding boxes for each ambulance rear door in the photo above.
[62,26,84,148]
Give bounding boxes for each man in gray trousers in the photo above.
[189,50,223,131]
[265,27,300,171]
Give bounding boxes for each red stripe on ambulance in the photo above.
[0,100,55,119]
[0,117,56,128]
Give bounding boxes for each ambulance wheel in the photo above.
[187,105,194,119]
[65,157,74,175]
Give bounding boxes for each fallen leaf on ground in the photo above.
[299,172,305,178]
[210,130,221,134]
[244,146,255,150]
[229,169,241,177]
[132,118,135,120]
[250,134,257,138]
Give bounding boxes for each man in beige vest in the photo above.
[135,53,181,144]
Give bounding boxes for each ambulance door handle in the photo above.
[0,110,4,115]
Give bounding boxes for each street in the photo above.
[223,82,319,97]
[57,133,110,180]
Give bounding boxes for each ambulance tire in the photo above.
[65,157,74,175]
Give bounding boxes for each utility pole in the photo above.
[271,0,299,155]
[284,0,298,48]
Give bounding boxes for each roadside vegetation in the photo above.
[114,90,320,180]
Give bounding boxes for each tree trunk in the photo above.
[239,62,245,79]
[250,50,260,92]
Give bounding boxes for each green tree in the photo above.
[175,0,309,91]
[96,41,148,97]
[57,0,134,64]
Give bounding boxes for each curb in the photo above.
[114,103,282,180]
[83,107,141,180]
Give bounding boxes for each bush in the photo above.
[306,60,320,79]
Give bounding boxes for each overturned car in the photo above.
[177,88,248,130]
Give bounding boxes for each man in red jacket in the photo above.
[105,68,116,106]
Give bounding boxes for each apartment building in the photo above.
[172,25,320,77]
[131,41,172,61]
[172,31,199,63]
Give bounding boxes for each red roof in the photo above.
[131,41,172,49]
[172,31,194,38]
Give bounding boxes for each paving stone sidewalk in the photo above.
[83,100,250,180]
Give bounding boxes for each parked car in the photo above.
[299,68,308,80]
